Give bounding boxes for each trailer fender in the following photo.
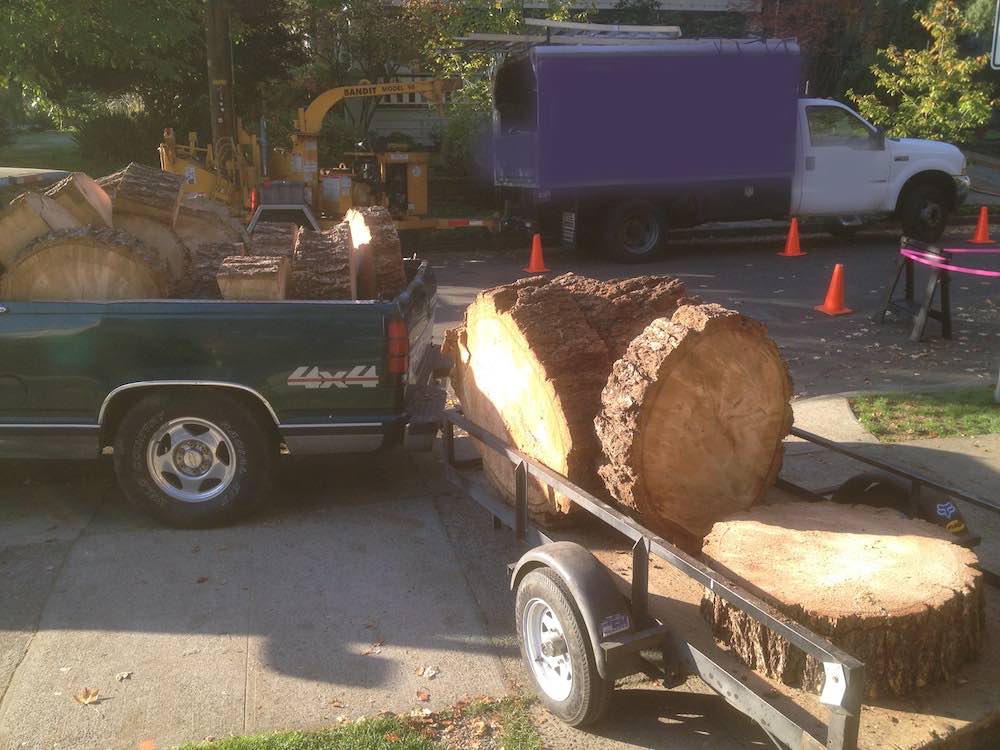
[510,541,632,679]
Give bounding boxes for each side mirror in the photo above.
[873,126,886,150]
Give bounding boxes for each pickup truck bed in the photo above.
[0,258,440,526]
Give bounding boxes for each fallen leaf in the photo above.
[328,698,345,708]
[362,640,384,656]
[115,671,133,682]
[416,688,430,702]
[196,576,209,584]
[74,687,99,705]
[415,665,425,676]
[425,665,440,680]
[383,731,401,742]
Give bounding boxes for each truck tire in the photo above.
[113,391,275,528]
[604,200,665,263]
[899,183,949,242]
[515,567,611,726]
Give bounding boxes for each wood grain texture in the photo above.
[0,227,169,300]
[217,255,290,300]
[0,193,81,271]
[291,226,353,300]
[176,241,245,299]
[44,172,113,228]
[347,206,404,299]
[701,502,985,697]
[106,163,182,227]
[596,303,793,539]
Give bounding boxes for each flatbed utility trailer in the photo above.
[440,410,1000,750]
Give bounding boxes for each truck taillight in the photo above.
[387,319,408,375]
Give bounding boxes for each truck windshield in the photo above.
[806,106,875,148]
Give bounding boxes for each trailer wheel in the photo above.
[604,200,665,263]
[515,567,611,726]
[113,391,275,528]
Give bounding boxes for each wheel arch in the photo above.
[511,541,632,679]
[99,381,280,448]
[894,170,957,215]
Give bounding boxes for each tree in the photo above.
[848,0,995,142]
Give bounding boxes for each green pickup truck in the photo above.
[0,258,440,527]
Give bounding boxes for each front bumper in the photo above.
[954,174,971,206]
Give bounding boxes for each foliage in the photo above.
[318,117,361,166]
[0,114,11,148]
[177,716,442,750]
[72,111,163,171]
[848,0,996,142]
[609,0,746,35]
[851,387,1000,441]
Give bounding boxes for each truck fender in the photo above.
[510,541,632,679]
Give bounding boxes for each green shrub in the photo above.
[0,114,12,147]
[72,111,164,171]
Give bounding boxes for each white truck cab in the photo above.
[792,98,969,240]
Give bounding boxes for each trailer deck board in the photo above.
[449,455,1000,749]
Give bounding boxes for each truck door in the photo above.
[793,103,891,216]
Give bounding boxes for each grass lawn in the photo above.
[0,129,124,182]
[175,697,540,750]
[850,387,1000,442]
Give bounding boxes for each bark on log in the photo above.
[217,255,290,300]
[44,172,113,228]
[176,241,246,299]
[700,502,985,698]
[596,303,793,540]
[347,206,406,299]
[0,227,169,301]
[290,226,353,301]
[104,163,182,227]
[250,221,301,258]
[174,196,248,251]
[0,193,82,272]
[114,213,189,284]
[446,273,691,520]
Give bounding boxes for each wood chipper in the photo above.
[159,78,495,233]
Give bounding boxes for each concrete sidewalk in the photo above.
[0,452,506,750]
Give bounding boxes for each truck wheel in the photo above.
[899,184,948,242]
[604,200,665,263]
[515,567,611,726]
[113,391,275,528]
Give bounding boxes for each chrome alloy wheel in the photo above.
[523,597,574,702]
[146,417,236,503]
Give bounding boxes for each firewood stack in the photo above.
[0,162,410,304]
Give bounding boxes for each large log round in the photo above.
[447,273,691,520]
[347,206,406,300]
[114,213,189,284]
[0,227,169,301]
[291,225,353,300]
[700,501,984,698]
[596,303,793,540]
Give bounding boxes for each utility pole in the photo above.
[205,0,235,153]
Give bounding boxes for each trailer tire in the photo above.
[515,567,611,726]
[113,391,275,528]
[604,200,665,263]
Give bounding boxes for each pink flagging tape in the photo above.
[900,248,1000,278]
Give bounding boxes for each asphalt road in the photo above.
[428,225,1000,398]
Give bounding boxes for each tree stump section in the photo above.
[177,241,245,299]
[174,197,248,251]
[250,221,301,258]
[291,226,353,300]
[44,172,113,228]
[446,273,691,520]
[347,206,407,299]
[700,502,984,698]
[0,193,81,271]
[0,227,169,301]
[217,256,290,300]
[114,213,189,284]
[596,303,792,540]
[104,163,182,227]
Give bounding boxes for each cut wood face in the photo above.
[0,227,169,301]
[0,193,81,271]
[346,206,406,300]
[44,172,113,228]
[114,213,188,283]
[701,501,984,697]
[597,304,793,540]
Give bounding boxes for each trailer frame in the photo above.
[441,410,1000,750]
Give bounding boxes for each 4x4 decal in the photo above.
[287,366,379,389]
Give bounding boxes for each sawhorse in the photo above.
[874,238,951,342]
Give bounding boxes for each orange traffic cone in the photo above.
[815,263,852,316]
[970,206,993,244]
[777,218,806,257]
[523,233,550,273]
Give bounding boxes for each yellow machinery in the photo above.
[160,78,493,231]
